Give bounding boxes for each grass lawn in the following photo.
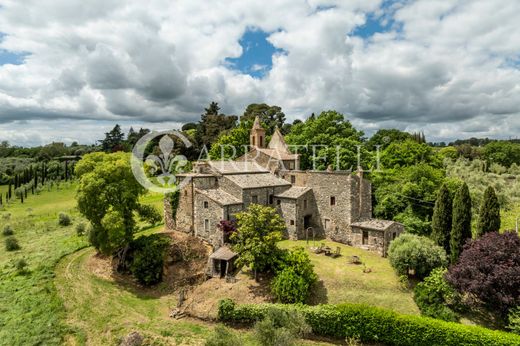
[279,239,420,315]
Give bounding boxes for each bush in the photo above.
[414,268,459,322]
[509,307,520,335]
[58,212,71,226]
[2,225,14,236]
[388,233,448,279]
[137,204,162,225]
[129,234,170,286]
[15,259,28,274]
[5,237,20,251]
[271,247,317,303]
[205,325,242,346]
[253,307,310,346]
[75,222,86,236]
[218,299,520,345]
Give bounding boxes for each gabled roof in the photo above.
[224,173,292,189]
[195,188,242,206]
[351,219,402,232]
[275,186,312,199]
[207,160,268,174]
[255,148,299,161]
[210,246,237,261]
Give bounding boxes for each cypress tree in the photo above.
[8,180,12,200]
[476,186,501,237]
[431,184,452,254]
[65,161,69,181]
[450,182,472,263]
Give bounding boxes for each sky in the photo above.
[0,0,519,146]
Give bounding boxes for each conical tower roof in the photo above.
[252,116,264,130]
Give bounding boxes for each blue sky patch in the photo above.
[352,0,403,39]
[225,28,285,78]
[0,33,29,65]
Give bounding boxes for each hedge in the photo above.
[218,299,520,346]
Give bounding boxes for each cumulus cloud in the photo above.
[0,0,519,145]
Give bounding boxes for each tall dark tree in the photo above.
[240,103,286,136]
[450,183,472,263]
[100,124,125,152]
[476,186,501,237]
[196,102,237,148]
[431,184,452,254]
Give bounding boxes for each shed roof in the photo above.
[351,219,402,232]
[275,186,312,199]
[224,173,292,189]
[210,246,237,261]
[207,160,268,174]
[195,188,242,206]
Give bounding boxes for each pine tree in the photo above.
[476,186,500,237]
[431,184,452,254]
[450,183,472,263]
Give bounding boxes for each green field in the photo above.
[279,240,420,315]
[0,183,176,345]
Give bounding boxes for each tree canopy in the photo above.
[231,204,285,274]
[241,103,286,136]
[75,152,145,256]
[431,184,453,254]
[284,110,365,170]
[446,232,520,320]
[476,186,501,237]
[450,182,472,263]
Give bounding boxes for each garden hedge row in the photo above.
[218,299,520,345]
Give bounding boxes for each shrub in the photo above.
[253,307,311,346]
[205,325,242,346]
[218,299,520,345]
[271,247,317,303]
[129,234,170,286]
[388,233,448,279]
[15,259,28,274]
[2,225,14,236]
[137,204,162,225]
[446,231,520,320]
[414,268,458,322]
[75,222,86,236]
[5,237,20,251]
[509,307,520,335]
[58,212,71,226]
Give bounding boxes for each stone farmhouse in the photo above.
[165,117,403,257]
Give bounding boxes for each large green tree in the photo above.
[75,152,145,259]
[366,129,413,150]
[208,121,251,160]
[285,110,365,170]
[241,103,286,136]
[476,186,501,237]
[380,139,441,169]
[231,204,285,275]
[450,182,472,263]
[431,184,452,254]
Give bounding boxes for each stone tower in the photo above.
[250,116,266,148]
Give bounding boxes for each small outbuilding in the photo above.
[350,219,404,257]
[208,246,238,278]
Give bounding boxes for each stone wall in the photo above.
[277,199,297,239]
[281,171,354,243]
[194,193,225,247]
[175,181,194,234]
[164,196,175,230]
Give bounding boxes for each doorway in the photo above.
[362,231,369,245]
[304,215,311,229]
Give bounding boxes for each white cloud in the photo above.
[0,0,519,145]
